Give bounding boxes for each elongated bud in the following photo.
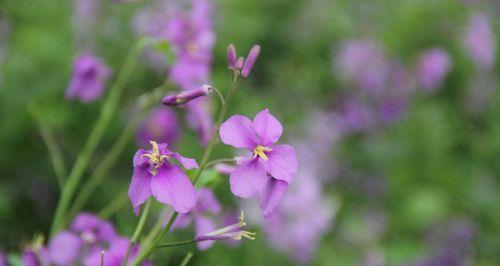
[163,85,213,106]
[241,45,260,77]
[227,44,237,69]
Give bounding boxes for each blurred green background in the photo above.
[0,0,499,265]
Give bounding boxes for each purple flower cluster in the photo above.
[65,52,111,103]
[21,213,150,266]
[333,39,457,133]
[463,13,496,70]
[134,0,215,145]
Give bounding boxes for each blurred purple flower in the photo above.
[136,107,179,148]
[65,52,111,103]
[417,48,452,91]
[263,159,335,263]
[83,237,151,266]
[334,39,390,95]
[219,109,297,218]
[22,250,40,266]
[463,13,496,70]
[338,96,372,133]
[48,232,82,265]
[0,251,7,266]
[128,141,198,214]
[71,212,117,243]
[174,188,221,250]
[73,0,100,44]
[134,0,215,145]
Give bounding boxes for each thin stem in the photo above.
[100,251,105,266]
[122,198,152,266]
[205,158,236,168]
[131,76,241,266]
[27,102,67,188]
[68,84,169,219]
[156,239,196,249]
[142,208,170,246]
[50,41,140,237]
[98,192,129,219]
[180,252,194,266]
[210,86,225,105]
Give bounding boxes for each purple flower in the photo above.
[71,212,117,243]
[219,109,297,218]
[334,40,390,95]
[225,44,261,77]
[463,13,496,70]
[83,237,151,266]
[136,107,179,148]
[163,84,213,106]
[0,251,7,266]
[195,211,256,243]
[65,52,111,103]
[48,232,82,265]
[22,250,40,266]
[174,188,221,250]
[417,48,452,91]
[128,141,198,214]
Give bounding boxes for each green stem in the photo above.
[180,252,194,266]
[27,102,67,189]
[131,76,241,266]
[205,158,236,168]
[68,84,169,219]
[142,208,171,246]
[156,239,196,249]
[122,198,152,266]
[50,42,140,237]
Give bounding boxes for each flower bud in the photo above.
[227,44,237,69]
[163,85,213,106]
[241,45,261,77]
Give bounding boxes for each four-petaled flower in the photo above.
[128,141,199,214]
[219,109,297,218]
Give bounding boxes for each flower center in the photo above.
[141,141,169,175]
[253,145,272,161]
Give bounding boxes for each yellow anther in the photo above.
[253,145,272,161]
[141,141,169,175]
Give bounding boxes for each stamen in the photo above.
[140,141,169,175]
[253,145,272,161]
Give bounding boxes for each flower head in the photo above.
[219,109,297,218]
[128,141,198,214]
[65,52,111,103]
[417,48,452,91]
[225,44,261,78]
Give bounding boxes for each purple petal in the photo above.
[133,149,150,169]
[49,231,82,265]
[230,159,267,198]
[220,115,258,149]
[253,109,283,145]
[172,153,199,169]
[22,250,39,266]
[172,214,193,229]
[71,212,101,232]
[241,45,261,77]
[151,165,196,214]
[128,167,153,215]
[227,44,237,68]
[195,215,217,250]
[97,221,117,242]
[196,188,221,214]
[263,144,297,183]
[259,178,288,218]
